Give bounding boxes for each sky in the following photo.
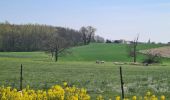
[0,0,170,43]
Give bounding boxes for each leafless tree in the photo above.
[44,33,69,62]
[127,34,139,62]
[133,35,139,62]
[80,26,96,45]
[94,35,105,43]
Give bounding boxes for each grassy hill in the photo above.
[0,43,170,99]
[0,43,166,63]
[60,43,164,62]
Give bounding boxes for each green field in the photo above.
[60,43,165,62]
[0,43,170,99]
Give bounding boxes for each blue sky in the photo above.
[0,0,170,43]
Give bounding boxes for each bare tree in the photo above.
[44,33,69,62]
[127,34,139,62]
[80,26,96,45]
[133,35,139,62]
[94,35,105,43]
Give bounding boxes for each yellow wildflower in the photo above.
[116,96,120,100]
[132,96,137,100]
[161,95,165,100]
[63,82,67,87]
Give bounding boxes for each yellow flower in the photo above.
[132,96,137,100]
[161,95,165,100]
[96,95,104,100]
[124,98,129,100]
[0,85,166,100]
[146,91,151,96]
[63,82,67,87]
[116,96,120,100]
[144,96,148,100]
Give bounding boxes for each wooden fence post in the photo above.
[20,64,23,90]
[120,66,124,99]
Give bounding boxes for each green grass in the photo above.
[0,43,170,99]
[60,43,164,62]
[0,60,170,99]
[0,43,164,62]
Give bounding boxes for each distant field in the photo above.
[140,46,170,58]
[0,43,165,62]
[0,43,170,99]
[60,43,165,62]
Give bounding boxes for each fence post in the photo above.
[120,66,124,99]
[20,64,23,90]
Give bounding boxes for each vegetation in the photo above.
[0,22,104,62]
[142,52,162,64]
[0,85,166,100]
[0,43,170,99]
[0,83,90,100]
[80,26,96,45]
[0,22,169,99]
[61,43,165,62]
[127,35,139,63]
[0,22,83,52]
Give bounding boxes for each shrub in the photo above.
[143,52,162,64]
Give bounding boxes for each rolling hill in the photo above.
[60,43,164,62]
[0,43,166,62]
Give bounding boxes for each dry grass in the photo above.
[140,46,170,58]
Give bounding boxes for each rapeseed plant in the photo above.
[0,84,166,100]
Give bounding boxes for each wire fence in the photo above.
[0,64,170,98]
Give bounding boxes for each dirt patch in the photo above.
[140,46,170,58]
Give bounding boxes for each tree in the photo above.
[44,33,69,62]
[0,22,83,52]
[94,35,105,43]
[106,39,112,43]
[127,35,139,63]
[133,35,139,62]
[80,26,96,45]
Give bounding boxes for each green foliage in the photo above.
[0,22,83,52]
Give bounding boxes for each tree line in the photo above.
[0,22,104,61]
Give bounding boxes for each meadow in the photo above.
[0,43,170,99]
[60,43,165,62]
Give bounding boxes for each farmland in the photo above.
[0,43,170,99]
[60,43,165,62]
[140,46,170,58]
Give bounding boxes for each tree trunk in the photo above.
[87,33,92,45]
[84,40,86,45]
[133,44,136,63]
[55,49,58,62]
[84,38,87,45]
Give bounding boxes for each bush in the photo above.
[105,39,112,43]
[143,53,162,64]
